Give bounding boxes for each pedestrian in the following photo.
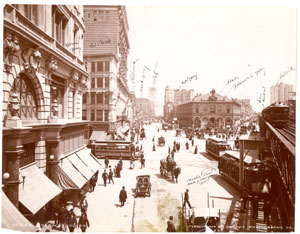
[140,144,143,151]
[263,200,271,226]
[102,169,108,186]
[158,128,159,133]
[186,141,189,150]
[176,143,180,152]
[78,213,90,233]
[183,189,192,209]
[192,139,194,146]
[153,143,156,151]
[67,212,77,232]
[108,168,114,184]
[252,196,259,219]
[104,157,109,168]
[90,175,96,192]
[141,155,145,169]
[167,216,176,232]
[168,146,171,154]
[130,155,135,169]
[59,204,67,232]
[116,165,121,178]
[53,201,60,227]
[80,195,88,212]
[119,186,127,207]
[152,136,155,142]
[171,150,175,160]
[194,146,198,154]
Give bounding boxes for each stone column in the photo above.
[48,140,60,185]
[3,128,30,208]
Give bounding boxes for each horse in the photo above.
[173,167,181,183]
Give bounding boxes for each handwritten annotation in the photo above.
[187,169,214,186]
[179,75,197,89]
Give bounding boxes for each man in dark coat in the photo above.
[108,168,114,184]
[167,216,176,232]
[67,212,77,232]
[102,169,108,187]
[104,157,109,168]
[119,186,127,206]
[183,189,192,209]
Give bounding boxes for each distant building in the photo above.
[136,98,152,119]
[148,87,157,117]
[164,86,194,120]
[270,82,293,104]
[288,91,296,121]
[236,99,254,120]
[177,89,241,129]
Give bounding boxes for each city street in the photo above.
[84,123,240,232]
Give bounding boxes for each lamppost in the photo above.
[2,172,10,193]
[49,155,55,180]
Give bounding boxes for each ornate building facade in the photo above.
[2,4,95,229]
[83,5,130,133]
[177,89,241,129]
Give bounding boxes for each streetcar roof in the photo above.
[91,140,132,144]
[223,150,262,164]
[207,137,229,144]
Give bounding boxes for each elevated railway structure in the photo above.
[261,119,295,231]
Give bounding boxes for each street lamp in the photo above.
[19,171,27,190]
[2,172,10,192]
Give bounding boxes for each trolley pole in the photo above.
[239,140,244,188]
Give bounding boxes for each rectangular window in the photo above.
[91,78,95,88]
[97,77,103,88]
[97,93,103,104]
[82,109,87,120]
[91,110,95,121]
[196,108,199,113]
[25,5,38,24]
[104,110,109,121]
[54,10,67,45]
[91,62,95,72]
[105,77,110,88]
[97,62,103,72]
[104,61,110,72]
[51,75,65,118]
[96,110,102,121]
[91,93,95,104]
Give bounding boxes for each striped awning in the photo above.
[75,147,101,173]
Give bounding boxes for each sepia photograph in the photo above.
[1,0,297,233]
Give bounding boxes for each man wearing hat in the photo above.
[183,189,192,209]
[119,186,127,207]
[167,216,176,232]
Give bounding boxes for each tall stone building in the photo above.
[164,86,194,120]
[270,82,293,104]
[83,5,130,134]
[2,4,99,230]
[148,87,157,117]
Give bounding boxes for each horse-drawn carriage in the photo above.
[160,159,181,183]
[135,175,151,197]
[158,136,165,146]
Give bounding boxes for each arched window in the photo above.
[11,74,38,122]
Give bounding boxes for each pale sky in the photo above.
[126,5,297,112]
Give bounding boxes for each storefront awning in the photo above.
[59,157,88,189]
[90,130,107,141]
[19,164,62,214]
[2,192,37,232]
[75,147,101,173]
[67,153,94,180]
[56,166,78,190]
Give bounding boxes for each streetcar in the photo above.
[205,138,231,158]
[218,150,273,196]
[261,103,289,128]
[91,140,136,160]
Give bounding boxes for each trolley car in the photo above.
[205,138,231,158]
[218,150,273,195]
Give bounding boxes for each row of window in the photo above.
[90,77,110,89]
[195,105,231,114]
[86,10,110,22]
[14,5,81,57]
[82,109,109,121]
[91,61,110,73]
[82,92,110,105]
